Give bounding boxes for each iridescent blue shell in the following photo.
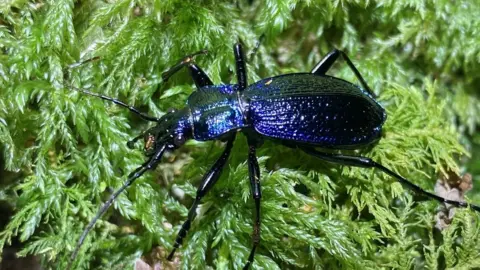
[243,73,386,148]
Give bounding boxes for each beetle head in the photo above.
[142,108,192,156]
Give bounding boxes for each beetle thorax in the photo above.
[187,85,248,141]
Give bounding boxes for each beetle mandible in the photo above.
[68,43,480,269]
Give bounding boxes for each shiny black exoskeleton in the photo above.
[69,44,480,270]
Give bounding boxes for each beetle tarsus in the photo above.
[162,49,208,82]
[167,247,176,261]
[247,34,265,62]
[244,137,262,269]
[68,56,101,69]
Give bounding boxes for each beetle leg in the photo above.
[188,63,213,88]
[161,50,213,89]
[68,145,167,270]
[311,49,340,75]
[167,134,236,261]
[311,49,375,97]
[163,61,213,88]
[67,56,101,69]
[243,142,262,270]
[301,148,480,212]
[247,34,265,63]
[234,43,248,91]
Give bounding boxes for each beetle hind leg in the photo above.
[301,147,480,212]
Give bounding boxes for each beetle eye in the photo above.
[167,108,176,114]
[144,134,155,151]
[173,134,186,146]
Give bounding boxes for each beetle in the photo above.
[68,43,480,270]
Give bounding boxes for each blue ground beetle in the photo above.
[68,44,480,270]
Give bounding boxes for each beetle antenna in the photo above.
[66,84,160,122]
[67,145,167,270]
[162,49,208,82]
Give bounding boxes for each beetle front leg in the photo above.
[301,147,480,212]
[167,134,235,261]
[161,49,213,88]
[243,142,262,270]
[188,64,213,88]
[246,34,265,63]
[311,49,375,97]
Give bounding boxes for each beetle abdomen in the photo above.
[244,74,386,147]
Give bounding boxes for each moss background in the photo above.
[1,0,480,269]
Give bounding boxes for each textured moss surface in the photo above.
[1,1,480,269]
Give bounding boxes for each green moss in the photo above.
[1,1,480,269]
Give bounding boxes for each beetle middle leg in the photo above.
[311,49,375,97]
[167,134,236,261]
[301,147,480,212]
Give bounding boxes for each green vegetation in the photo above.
[1,0,480,269]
